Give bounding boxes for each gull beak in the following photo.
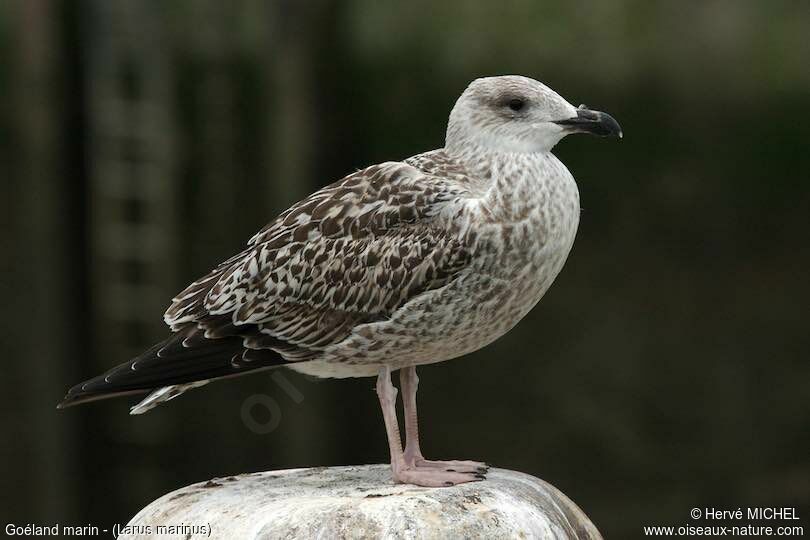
[554,105,623,139]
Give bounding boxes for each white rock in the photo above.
[121,465,602,539]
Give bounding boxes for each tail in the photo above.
[128,381,211,415]
[57,328,289,411]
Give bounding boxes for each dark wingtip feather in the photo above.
[57,387,148,410]
[58,326,291,410]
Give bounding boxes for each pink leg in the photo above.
[376,366,485,487]
[400,366,488,474]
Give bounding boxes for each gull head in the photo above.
[446,75,622,155]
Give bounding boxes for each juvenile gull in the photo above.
[59,75,622,487]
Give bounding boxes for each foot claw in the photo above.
[412,458,488,474]
[394,466,485,487]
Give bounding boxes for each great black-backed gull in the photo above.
[59,75,621,487]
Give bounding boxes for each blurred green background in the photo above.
[1,1,809,537]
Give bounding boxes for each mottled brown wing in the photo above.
[164,161,472,362]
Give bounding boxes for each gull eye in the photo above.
[507,98,526,112]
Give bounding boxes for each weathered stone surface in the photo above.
[121,465,602,539]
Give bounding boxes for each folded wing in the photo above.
[59,161,473,409]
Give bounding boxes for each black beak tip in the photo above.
[599,112,623,139]
[555,108,623,139]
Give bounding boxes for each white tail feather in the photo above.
[130,381,209,415]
